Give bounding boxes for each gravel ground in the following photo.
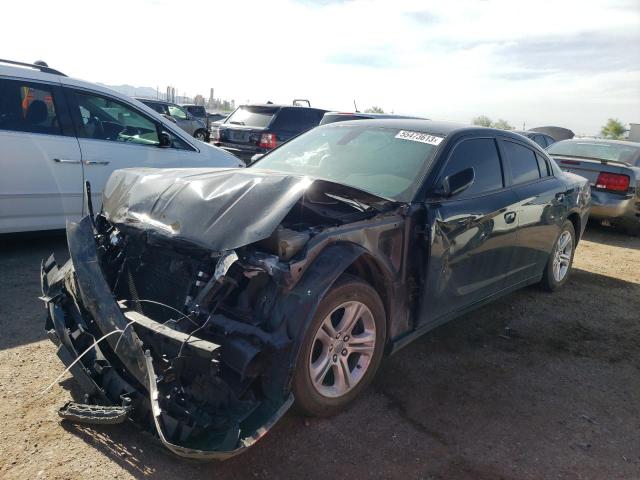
[0,224,638,480]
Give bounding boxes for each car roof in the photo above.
[320,118,492,136]
[240,103,326,111]
[323,112,425,120]
[135,98,171,105]
[555,138,640,147]
[514,130,548,136]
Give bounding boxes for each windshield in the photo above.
[548,141,640,165]
[251,124,442,201]
[226,106,278,128]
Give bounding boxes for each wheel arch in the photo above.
[272,242,391,397]
[567,211,581,245]
[343,252,394,347]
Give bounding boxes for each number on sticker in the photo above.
[395,130,443,146]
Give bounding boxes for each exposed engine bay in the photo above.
[41,168,405,458]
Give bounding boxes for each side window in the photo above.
[145,102,165,114]
[532,135,546,148]
[544,135,555,147]
[168,104,188,120]
[501,140,541,184]
[441,138,504,197]
[271,108,301,132]
[71,91,159,145]
[536,153,550,177]
[0,79,62,135]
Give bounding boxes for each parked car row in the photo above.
[4,57,637,461]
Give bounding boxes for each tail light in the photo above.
[212,128,220,144]
[259,133,277,149]
[595,172,630,192]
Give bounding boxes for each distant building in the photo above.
[194,94,205,106]
[628,123,640,142]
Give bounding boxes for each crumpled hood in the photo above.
[102,167,391,251]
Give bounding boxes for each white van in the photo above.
[0,59,244,234]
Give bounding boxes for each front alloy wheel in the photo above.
[309,300,376,398]
[194,130,207,141]
[293,275,386,416]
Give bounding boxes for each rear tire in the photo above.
[292,275,386,417]
[540,220,576,291]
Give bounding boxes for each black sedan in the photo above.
[41,120,591,459]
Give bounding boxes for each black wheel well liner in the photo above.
[344,253,393,345]
[567,211,581,245]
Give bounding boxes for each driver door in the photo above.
[63,86,194,213]
[417,136,520,326]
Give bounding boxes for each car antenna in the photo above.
[353,100,360,113]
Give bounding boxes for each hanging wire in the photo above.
[40,320,137,395]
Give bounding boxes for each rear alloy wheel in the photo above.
[541,220,576,291]
[194,130,207,141]
[293,275,386,416]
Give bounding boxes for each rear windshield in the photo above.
[225,106,278,128]
[548,141,640,165]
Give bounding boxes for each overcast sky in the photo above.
[3,0,639,135]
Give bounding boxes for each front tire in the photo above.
[540,220,576,291]
[292,275,386,417]
[194,129,207,141]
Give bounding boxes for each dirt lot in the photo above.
[0,225,638,480]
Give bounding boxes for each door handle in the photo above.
[52,158,81,164]
[504,211,517,224]
[83,160,110,165]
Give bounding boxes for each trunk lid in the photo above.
[552,155,631,186]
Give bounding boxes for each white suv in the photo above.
[0,59,244,234]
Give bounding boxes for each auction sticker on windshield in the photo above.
[395,130,443,145]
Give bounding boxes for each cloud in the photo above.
[1,0,638,135]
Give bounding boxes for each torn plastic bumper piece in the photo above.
[41,216,294,459]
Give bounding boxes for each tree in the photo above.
[472,115,492,127]
[491,118,514,130]
[601,118,625,139]
[472,115,514,130]
[365,106,385,114]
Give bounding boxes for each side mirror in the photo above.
[159,131,171,148]
[439,167,475,197]
[162,114,177,124]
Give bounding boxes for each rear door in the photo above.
[63,87,201,212]
[0,77,83,233]
[419,136,520,325]
[498,138,567,284]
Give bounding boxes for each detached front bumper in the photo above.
[41,216,292,460]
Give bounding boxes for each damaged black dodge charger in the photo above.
[41,120,590,458]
